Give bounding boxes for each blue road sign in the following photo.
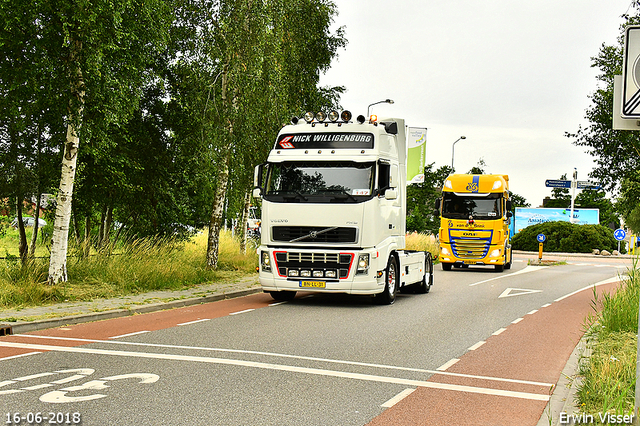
[537,233,546,243]
[545,180,572,188]
[614,228,627,241]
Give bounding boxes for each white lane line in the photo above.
[554,275,627,302]
[15,372,55,381]
[21,383,53,390]
[511,318,523,324]
[16,335,554,387]
[469,265,547,287]
[177,319,211,326]
[381,388,415,408]
[527,309,538,315]
[229,309,255,316]
[437,359,459,371]
[0,341,551,402]
[468,341,485,351]
[541,303,552,308]
[268,301,288,307]
[109,330,150,339]
[0,352,41,361]
[492,328,507,336]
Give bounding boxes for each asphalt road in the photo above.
[0,254,633,425]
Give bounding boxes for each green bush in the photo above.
[512,222,619,253]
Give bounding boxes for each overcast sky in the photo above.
[319,0,633,206]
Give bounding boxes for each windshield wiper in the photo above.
[282,191,308,201]
[289,226,338,243]
[324,189,357,202]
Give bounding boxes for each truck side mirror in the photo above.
[384,188,398,200]
[253,164,264,187]
[434,198,441,215]
[382,121,398,135]
[506,199,512,211]
[252,187,262,198]
[506,211,513,218]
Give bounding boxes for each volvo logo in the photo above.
[309,231,318,239]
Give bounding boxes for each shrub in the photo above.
[512,222,619,253]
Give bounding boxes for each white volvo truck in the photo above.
[253,110,434,304]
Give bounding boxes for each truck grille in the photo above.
[272,226,357,243]
[451,238,491,259]
[274,251,354,279]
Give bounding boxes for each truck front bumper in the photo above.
[258,247,386,295]
[439,243,505,266]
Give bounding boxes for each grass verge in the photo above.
[0,230,258,311]
[576,258,639,421]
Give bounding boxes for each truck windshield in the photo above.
[264,161,375,203]
[442,193,502,220]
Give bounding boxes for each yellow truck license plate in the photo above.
[463,260,475,264]
[299,281,326,288]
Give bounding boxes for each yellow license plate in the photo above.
[299,281,326,288]
[463,260,475,264]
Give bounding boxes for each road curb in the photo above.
[536,337,588,425]
[1,287,263,335]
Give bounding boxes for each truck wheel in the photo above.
[417,254,433,294]
[442,263,452,271]
[376,256,398,305]
[269,291,296,301]
[494,263,504,272]
[504,247,512,270]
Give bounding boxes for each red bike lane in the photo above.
[367,279,620,426]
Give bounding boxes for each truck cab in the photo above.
[253,111,433,304]
[436,174,513,272]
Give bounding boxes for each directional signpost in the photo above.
[545,180,571,188]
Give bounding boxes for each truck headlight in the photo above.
[261,251,271,272]
[490,249,501,257]
[440,247,451,256]
[356,254,369,275]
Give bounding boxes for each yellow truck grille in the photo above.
[449,230,493,259]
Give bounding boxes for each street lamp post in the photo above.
[367,99,394,117]
[451,136,467,170]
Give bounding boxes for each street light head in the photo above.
[386,99,394,104]
[461,136,466,139]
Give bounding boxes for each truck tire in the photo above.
[417,253,433,294]
[268,291,296,301]
[442,262,452,271]
[504,246,512,270]
[376,255,398,305]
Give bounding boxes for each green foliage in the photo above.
[577,261,640,418]
[406,163,451,234]
[511,221,619,253]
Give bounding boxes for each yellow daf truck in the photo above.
[435,174,513,272]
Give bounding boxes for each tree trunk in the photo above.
[83,215,91,258]
[97,205,106,249]
[29,193,42,257]
[48,38,85,284]
[239,190,250,254]
[16,196,28,265]
[206,146,231,269]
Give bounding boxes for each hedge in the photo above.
[511,221,620,253]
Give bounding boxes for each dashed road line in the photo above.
[0,341,550,401]
[492,328,507,336]
[177,319,211,326]
[109,330,150,339]
[229,309,255,316]
[381,388,415,407]
[0,351,41,361]
[9,335,554,387]
[437,358,460,371]
[467,341,485,351]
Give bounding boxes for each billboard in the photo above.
[514,208,600,233]
[407,127,427,184]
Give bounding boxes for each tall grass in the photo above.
[576,258,639,419]
[0,230,258,310]
[405,232,439,258]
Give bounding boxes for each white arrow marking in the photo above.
[499,288,543,298]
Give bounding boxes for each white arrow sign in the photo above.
[499,288,543,298]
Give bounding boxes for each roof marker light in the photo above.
[316,111,327,122]
[329,111,339,122]
[341,110,352,122]
[356,115,366,124]
[369,114,378,123]
[492,180,502,190]
[290,116,299,125]
[444,179,453,189]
